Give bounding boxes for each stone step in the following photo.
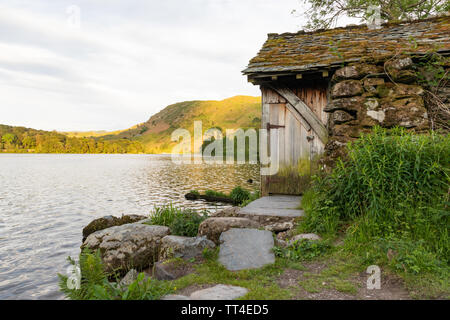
[218,228,275,271]
[237,196,304,224]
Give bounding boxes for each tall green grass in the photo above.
[147,204,208,237]
[302,127,449,275]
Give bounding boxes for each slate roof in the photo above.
[243,16,450,77]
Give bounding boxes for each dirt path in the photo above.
[277,261,411,300]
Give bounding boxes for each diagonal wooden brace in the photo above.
[268,84,328,144]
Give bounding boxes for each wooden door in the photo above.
[261,84,328,195]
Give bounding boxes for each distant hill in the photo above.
[99,95,262,153]
[1,95,261,154]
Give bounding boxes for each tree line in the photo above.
[0,125,144,154]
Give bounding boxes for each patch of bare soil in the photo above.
[353,272,411,300]
[276,261,411,300]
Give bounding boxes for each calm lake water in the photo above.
[0,154,259,300]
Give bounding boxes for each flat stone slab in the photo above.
[238,196,304,217]
[219,228,275,271]
[190,285,248,300]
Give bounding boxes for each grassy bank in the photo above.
[296,127,449,298]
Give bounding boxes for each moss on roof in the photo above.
[243,16,450,76]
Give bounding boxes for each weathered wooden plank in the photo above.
[299,124,310,160]
[269,104,284,165]
[268,84,328,144]
[262,86,287,104]
[276,104,286,165]
[284,109,294,165]
[293,115,302,166]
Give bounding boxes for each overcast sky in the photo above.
[0,0,356,131]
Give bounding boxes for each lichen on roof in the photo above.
[243,16,450,76]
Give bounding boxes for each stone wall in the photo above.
[323,55,450,164]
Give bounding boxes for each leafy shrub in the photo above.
[274,239,332,261]
[170,210,208,237]
[230,186,250,205]
[58,249,173,300]
[303,127,449,274]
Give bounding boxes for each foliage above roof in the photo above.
[243,16,450,76]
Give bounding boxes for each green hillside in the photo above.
[0,95,261,154]
[100,95,262,154]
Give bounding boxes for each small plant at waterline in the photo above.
[229,186,250,205]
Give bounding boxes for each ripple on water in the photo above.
[0,154,259,299]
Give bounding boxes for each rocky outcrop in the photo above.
[81,223,170,273]
[82,214,147,242]
[158,235,215,261]
[198,217,260,245]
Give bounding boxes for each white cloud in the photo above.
[0,0,352,131]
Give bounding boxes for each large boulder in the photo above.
[82,214,147,242]
[81,223,170,273]
[218,228,275,271]
[198,217,260,245]
[158,235,215,261]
